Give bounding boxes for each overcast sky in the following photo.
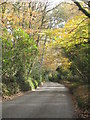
[3,0,89,4]
[48,0,73,4]
[4,0,73,3]
[48,0,73,8]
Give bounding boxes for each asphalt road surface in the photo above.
[2,82,76,118]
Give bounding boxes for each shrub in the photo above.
[27,78,35,90]
[34,80,38,88]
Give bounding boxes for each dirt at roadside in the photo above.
[2,83,44,101]
[60,80,89,118]
[2,91,28,101]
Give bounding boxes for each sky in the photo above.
[2,0,89,5]
[48,0,73,8]
[1,0,73,3]
[48,0,73,4]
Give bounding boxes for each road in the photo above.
[2,82,76,118]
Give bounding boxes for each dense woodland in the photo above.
[0,0,90,118]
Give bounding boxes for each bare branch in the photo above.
[68,18,88,34]
[46,2,62,14]
[72,0,90,18]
